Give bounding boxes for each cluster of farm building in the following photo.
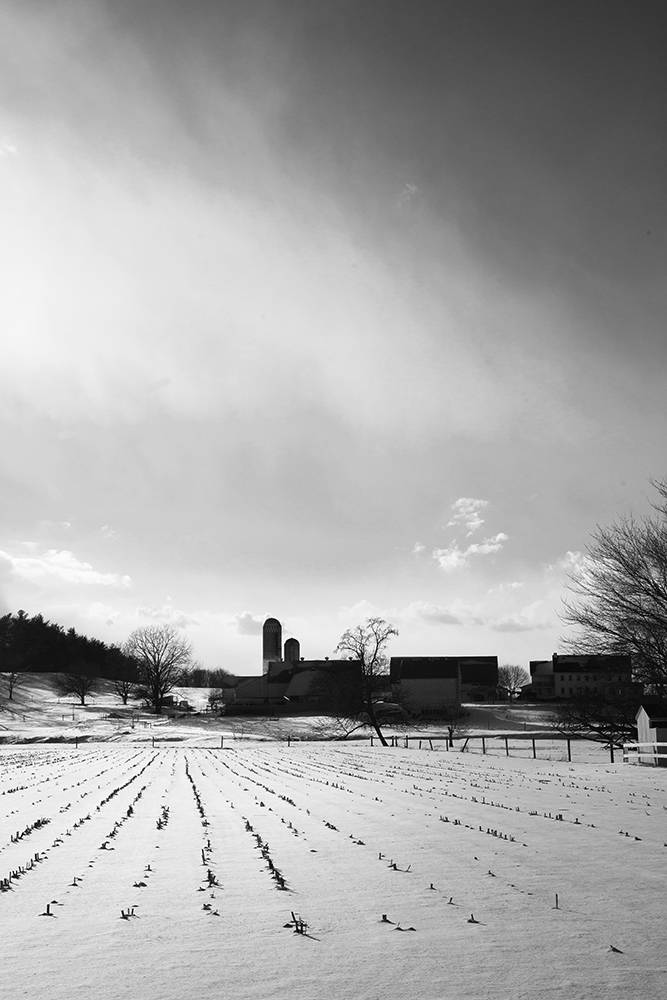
[213,617,644,718]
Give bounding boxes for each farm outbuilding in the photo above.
[390,655,498,714]
[635,705,667,767]
[390,657,460,715]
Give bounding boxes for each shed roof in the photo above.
[636,704,667,725]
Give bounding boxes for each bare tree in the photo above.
[552,685,642,752]
[334,617,399,746]
[124,625,192,714]
[561,478,667,700]
[2,671,26,701]
[441,701,471,746]
[497,664,530,701]
[309,662,369,740]
[53,670,99,706]
[113,676,137,705]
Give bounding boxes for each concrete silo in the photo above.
[262,617,282,674]
[284,637,301,663]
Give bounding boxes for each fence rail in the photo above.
[622,742,667,764]
[371,733,580,761]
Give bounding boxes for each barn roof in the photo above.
[390,657,460,681]
[553,654,632,673]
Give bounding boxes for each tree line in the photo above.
[0,614,233,713]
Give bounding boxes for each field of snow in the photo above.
[2,740,666,1000]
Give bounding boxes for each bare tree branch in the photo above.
[123,625,192,714]
[333,617,399,746]
[560,478,667,701]
[497,664,530,701]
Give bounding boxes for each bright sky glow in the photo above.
[1,1,666,672]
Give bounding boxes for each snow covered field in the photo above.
[2,740,666,1000]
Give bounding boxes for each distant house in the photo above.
[525,654,633,700]
[161,695,192,712]
[390,656,498,715]
[635,705,667,767]
[527,660,557,699]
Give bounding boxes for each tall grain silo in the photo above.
[262,617,282,673]
[284,637,300,663]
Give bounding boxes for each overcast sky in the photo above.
[1,0,666,674]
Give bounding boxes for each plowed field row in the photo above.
[2,744,666,1000]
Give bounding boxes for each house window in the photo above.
[561,687,565,694]
[569,687,573,694]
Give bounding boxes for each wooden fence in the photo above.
[370,732,579,761]
[622,742,667,765]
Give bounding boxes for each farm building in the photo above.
[525,653,633,700]
[390,656,498,714]
[390,657,459,715]
[527,660,557,699]
[459,657,499,701]
[229,659,361,714]
[635,705,667,767]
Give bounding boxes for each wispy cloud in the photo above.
[136,604,199,627]
[404,601,466,626]
[80,602,122,626]
[488,602,553,633]
[227,611,264,636]
[433,532,508,571]
[411,541,426,555]
[0,548,131,588]
[447,497,489,535]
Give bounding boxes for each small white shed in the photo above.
[635,706,667,766]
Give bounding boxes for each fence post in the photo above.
[532,738,536,759]
[567,738,571,762]
[482,737,486,754]
[504,737,509,756]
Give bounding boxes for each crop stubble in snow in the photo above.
[1,743,666,1000]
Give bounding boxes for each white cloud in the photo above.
[488,601,553,633]
[227,611,264,636]
[136,604,199,627]
[398,182,419,208]
[467,533,509,556]
[101,525,120,539]
[411,541,426,555]
[0,548,131,587]
[489,581,524,593]
[338,599,381,620]
[432,544,468,571]
[433,532,508,571]
[447,497,489,535]
[550,550,590,574]
[80,602,121,626]
[403,600,465,626]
